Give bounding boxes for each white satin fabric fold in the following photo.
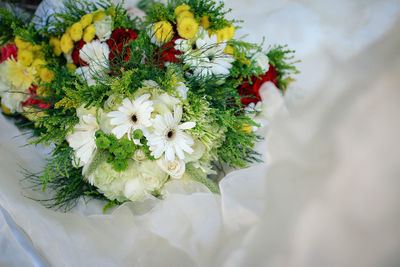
[1,0,399,266]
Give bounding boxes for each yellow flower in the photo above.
[32,58,47,72]
[176,11,194,24]
[60,33,73,53]
[80,13,93,28]
[39,68,55,83]
[177,17,199,40]
[83,24,96,43]
[14,36,31,50]
[18,50,34,66]
[1,103,12,115]
[199,16,210,29]
[49,37,62,56]
[66,63,77,70]
[93,10,105,21]
[66,27,72,36]
[240,123,253,133]
[174,4,190,15]
[70,22,83,41]
[5,58,36,90]
[223,45,234,55]
[153,21,174,43]
[210,24,235,43]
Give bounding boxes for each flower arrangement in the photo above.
[0,0,298,211]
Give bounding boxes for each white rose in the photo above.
[133,149,147,161]
[138,160,169,190]
[152,93,180,114]
[124,178,147,201]
[156,158,186,179]
[104,94,123,111]
[94,15,113,42]
[79,40,110,70]
[252,52,269,73]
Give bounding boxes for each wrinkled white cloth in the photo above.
[1,0,400,266]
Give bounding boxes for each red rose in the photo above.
[107,28,138,62]
[1,44,18,62]
[71,40,88,66]
[22,86,50,109]
[238,64,278,105]
[107,28,138,52]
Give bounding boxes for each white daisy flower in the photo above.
[146,105,196,162]
[107,94,154,143]
[175,27,234,77]
[66,114,99,170]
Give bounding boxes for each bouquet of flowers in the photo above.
[0,0,298,211]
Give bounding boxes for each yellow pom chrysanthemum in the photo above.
[32,58,47,72]
[39,68,55,83]
[93,10,105,21]
[5,58,36,90]
[83,24,96,43]
[70,22,83,41]
[60,33,74,54]
[177,17,199,40]
[176,11,194,24]
[174,4,190,15]
[66,63,77,70]
[80,13,93,28]
[153,21,174,43]
[199,16,210,29]
[49,37,62,56]
[14,36,31,50]
[18,50,34,66]
[1,103,12,115]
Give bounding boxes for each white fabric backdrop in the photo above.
[0,0,399,266]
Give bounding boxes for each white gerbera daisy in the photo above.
[175,27,234,77]
[146,105,196,162]
[66,114,99,169]
[107,94,154,142]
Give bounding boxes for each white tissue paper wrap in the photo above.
[1,0,400,266]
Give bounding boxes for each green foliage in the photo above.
[0,6,31,45]
[23,144,107,211]
[267,45,300,93]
